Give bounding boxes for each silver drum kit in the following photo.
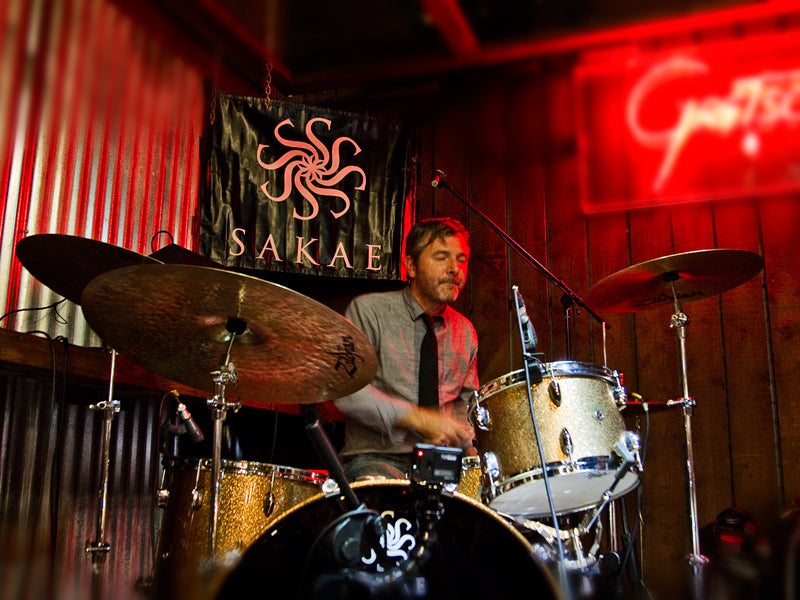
[15,234,764,600]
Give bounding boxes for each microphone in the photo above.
[613,431,640,465]
[431,169,447,188]
[513,286,538,354]
[177,401,205,444]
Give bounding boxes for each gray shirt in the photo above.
[335,286,478,456]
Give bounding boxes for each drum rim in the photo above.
[262,478,538,553]
[162,456,330,484]
[486,457,641,516]
[477,361,620,398]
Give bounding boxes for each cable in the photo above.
[0,299,68,326]
[150,230,173,254]
[618,405,652,599]
[512,287,573,600]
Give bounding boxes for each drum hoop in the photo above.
[461,456,481,469]
[477,361,618,398]
[487,456,640,509]
[263,478,537,551]
[162,456,329,483]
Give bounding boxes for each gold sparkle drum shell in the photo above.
[471,361,640,518]
[152,457,330,600]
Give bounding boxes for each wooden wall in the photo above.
[406,51,798,599]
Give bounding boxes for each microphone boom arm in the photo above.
[431,170,607,329]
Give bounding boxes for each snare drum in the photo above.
[152,457,330,600]
[214,480,559,600]
[470,361,640,517]
[449,455,482,501]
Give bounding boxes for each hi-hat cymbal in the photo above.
[586,249,764,313]
[16,234,161,304]
[80,264,378,405]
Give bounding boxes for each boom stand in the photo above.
[665,275,708,599]
[205,324,243,565]
[85,349,120,600]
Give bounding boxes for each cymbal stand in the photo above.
[85,349,120,597]
[205,325,243,563]
[665,275,708,599]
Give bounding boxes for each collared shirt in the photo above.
[334,286,478,457]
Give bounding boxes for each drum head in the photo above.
[215,481,559,600]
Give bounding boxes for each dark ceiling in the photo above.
[149,0,763,96]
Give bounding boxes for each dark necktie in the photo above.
[418,314,439,408]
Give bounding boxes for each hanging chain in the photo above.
[209,85,218,126]
[264,61,273,110]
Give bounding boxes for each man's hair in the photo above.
[405,217,470,263]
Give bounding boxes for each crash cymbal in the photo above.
[586,249,764,313]
[16,234,161,304]
[80,264,378,405]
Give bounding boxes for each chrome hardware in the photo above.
[191,486,204,510]
[560,428,574,461]
[263,491,276,517]
[548,380,562,407]
[482,452,500,479]
[473,405,492,431]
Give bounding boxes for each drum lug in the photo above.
[191,486,204,510]
[472,405,492,431]
[263,491,276,518]
[482,452,500,480]
[560,428,574,461]
[156,488,170,508]
[481,452,501,499]
[548,380,562,407]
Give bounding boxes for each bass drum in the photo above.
[215,480,559,600]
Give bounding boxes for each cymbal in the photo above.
[16,234,161,304]
[586,249,764,313]
[80,264,378,405]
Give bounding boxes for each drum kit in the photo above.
[15,233,764,600]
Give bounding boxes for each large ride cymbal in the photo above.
[80,264,378,405]
[16,233,161,304]
[586,249,764,313]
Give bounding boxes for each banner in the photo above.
[200,95,416,279]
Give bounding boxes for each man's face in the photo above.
[406,233,470,307]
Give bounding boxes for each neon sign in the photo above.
[627,57,800,193]
[575,31,800,214]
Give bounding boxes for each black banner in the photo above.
[199,94,416,279]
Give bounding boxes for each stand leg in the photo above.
[669,287,709,599]
[85,350,120,598]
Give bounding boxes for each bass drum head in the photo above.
[215,480,559,600]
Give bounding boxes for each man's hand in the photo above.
[399,407,473,451]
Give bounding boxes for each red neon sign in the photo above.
[576,31,800,213]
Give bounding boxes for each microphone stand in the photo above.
[513,286,573,600]
[431,170,608,357]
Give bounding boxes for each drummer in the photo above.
[334,217,478,481]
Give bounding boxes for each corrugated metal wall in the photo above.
[1,0,204,598]
[1,0,203,344]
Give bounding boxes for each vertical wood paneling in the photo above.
[504,66,549,377]
[760,194,800,508]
